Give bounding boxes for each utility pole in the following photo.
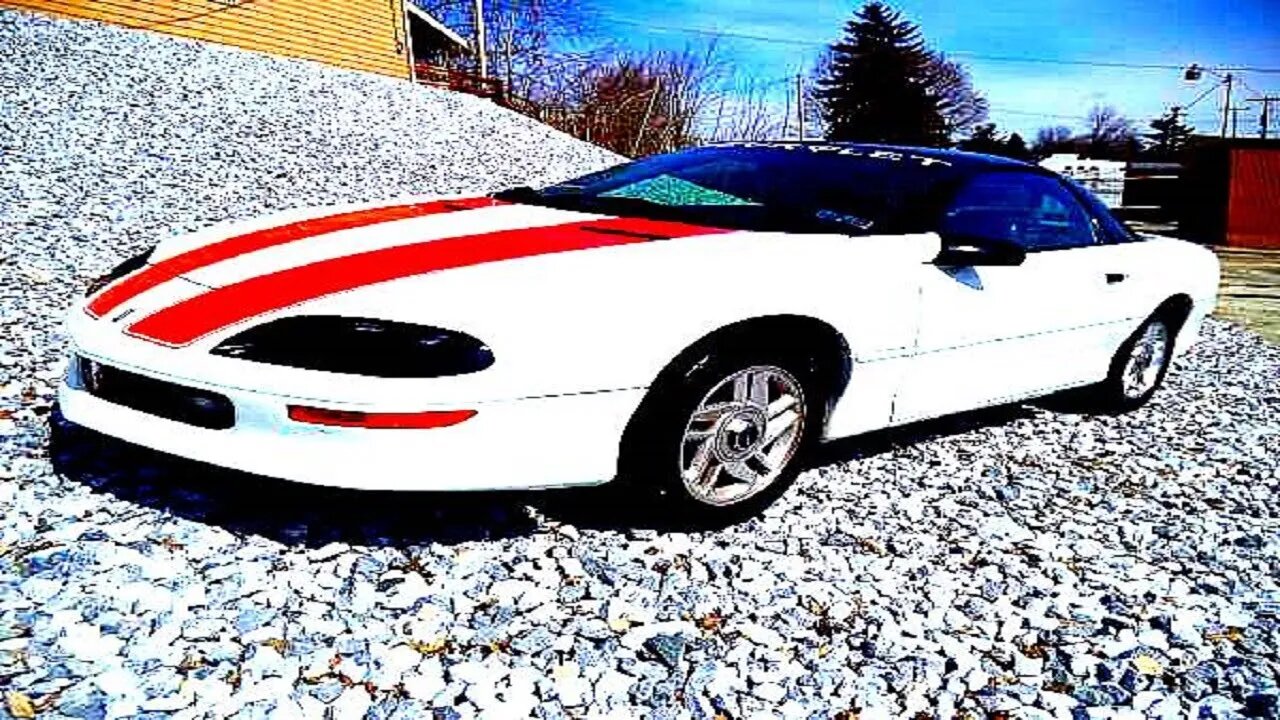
[472,0,488,79]
[1220,72,1233,138]
[781,85,791,140]
[1230,106,1248,138]
[1246,96,1279,139]
[796,74,806,142]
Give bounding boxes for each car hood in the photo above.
[84,195,737,348]
[151,196,621,288]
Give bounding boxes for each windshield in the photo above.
[495,143,962,234]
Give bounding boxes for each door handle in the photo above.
[1105,272,1127,284]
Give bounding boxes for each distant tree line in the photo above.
[415,0,1205,160]
[1026,106,1200,161]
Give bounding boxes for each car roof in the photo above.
[707,140,1038,172]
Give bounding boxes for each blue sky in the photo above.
[584,0,1280,139]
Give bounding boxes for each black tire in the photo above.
[619,344,826,526]
[1081,313,1178,414]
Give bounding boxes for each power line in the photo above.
[134,0,258,30]
[1235,75,1259,94]
[598,13,1280,138]
[988,106,1081,120]
[600,15,820,48]
[598,14,1280,74]
[1180,81,1224,113]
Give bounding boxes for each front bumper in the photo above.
[58,355,645,492]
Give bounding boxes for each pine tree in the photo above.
[1146,109,1194,159]
[816,3,946,145]
[957,123,1004,154]
[1004,132,1031,160]
[958,124,1033,160]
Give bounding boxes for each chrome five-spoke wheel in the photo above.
[679,365,806,506]
[1121,319,1170,400]
[1079,309,1181,414]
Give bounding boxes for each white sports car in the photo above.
[61,142,1220,520]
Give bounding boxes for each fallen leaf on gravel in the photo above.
[177,654,205,671]
[408,638,448,656]
[696,613,724,633]
[5,691,36,719]
[856,538,887,556]
[1133,655,1163,675]
[1205,628,1245,644]
[1019,642,1048,658]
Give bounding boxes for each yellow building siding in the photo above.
[5,0,413,79]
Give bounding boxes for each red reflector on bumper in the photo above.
[287,406,476,429]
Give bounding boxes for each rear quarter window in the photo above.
[1064,178,1140,243]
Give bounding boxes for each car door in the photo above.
[1061,179,1168,357]
[892,170,1117,424]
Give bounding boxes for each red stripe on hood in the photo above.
[87,197,502,318]
[125,216,730,347]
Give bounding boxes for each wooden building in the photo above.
[5,0,471,81]
[1180,139,1280,250]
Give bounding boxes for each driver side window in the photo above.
[943,172,1098,251]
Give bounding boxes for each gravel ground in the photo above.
[4,9,1280,720]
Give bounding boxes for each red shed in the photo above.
[1181,139,1280,249]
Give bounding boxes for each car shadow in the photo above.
[533,402,1043,533]
[50,400,1045,546]
[806,402,1041,467]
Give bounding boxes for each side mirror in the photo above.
[934,234,1027,266]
